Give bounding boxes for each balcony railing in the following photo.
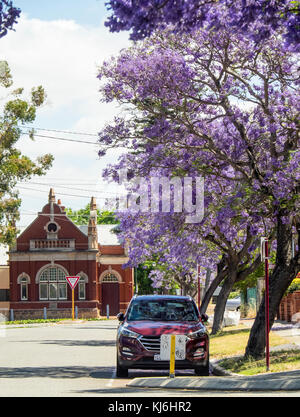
[30,239,75,251]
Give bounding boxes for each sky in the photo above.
[0,0,130,233]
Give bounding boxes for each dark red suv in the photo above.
[116,295,209,377]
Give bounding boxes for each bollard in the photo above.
[106,304,109,319]
[169,335,176,378]
[43,307,47,320]
[10,309,14,322]
[75,306,78,319]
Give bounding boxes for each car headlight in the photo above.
[187,329,206,340]
[120,328,141,339]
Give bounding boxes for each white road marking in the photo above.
[106,368,116,387]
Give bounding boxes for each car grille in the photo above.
[139,335,161,352]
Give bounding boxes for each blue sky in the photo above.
[0,0,130,242]
[14,0,109,26]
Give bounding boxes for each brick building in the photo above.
[8,189,134,320]
[0,265,9,319]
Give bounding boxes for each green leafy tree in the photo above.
[65,204,119,225]
[0,61,53,245]
[135,263,155,295]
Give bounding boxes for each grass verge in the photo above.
[218,350,300,375]
[210,324,300,375]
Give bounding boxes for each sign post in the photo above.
[197,264,201,311]
[169,335,176,378]
[66,276,80,321]
[261,238,270,371]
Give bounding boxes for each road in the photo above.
[0,319,299,399]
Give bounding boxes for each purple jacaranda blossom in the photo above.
[105,0,300,51]
[0,0,20,38]
[98,28,299,218]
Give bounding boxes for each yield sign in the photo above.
[66,276,80,290]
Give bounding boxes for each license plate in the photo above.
[154,354,162,361]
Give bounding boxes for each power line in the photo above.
[17,181,122,195]
[21,131,98,145]
[17,185,124,200]
[22,126,98,137]
[22,177,100,183]
[22,182,99,186]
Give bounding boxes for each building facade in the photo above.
[9,189,134,320]
[0,265,9,320]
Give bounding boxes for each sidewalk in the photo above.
[128,320,300,392]
[127,370,300,392]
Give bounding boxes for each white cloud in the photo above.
[2,15,128,110]
[0,15,130,224]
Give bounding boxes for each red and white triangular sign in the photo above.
[66,276,80,290]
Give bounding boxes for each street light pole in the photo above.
[261,237,270,371]
[197,264,201,311]
[264,239,270,371]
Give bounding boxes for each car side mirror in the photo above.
[117,312,125,322]
[201,313,208,323]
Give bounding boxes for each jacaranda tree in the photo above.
[97,25,299,356]
[105,0,300,51]
[103,151,273,334]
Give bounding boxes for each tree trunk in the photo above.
[245,216,299,358]
[211,266,237,334]
[200,267,227,314]
[204,268,211,297]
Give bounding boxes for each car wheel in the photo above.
[116,355,129,378]
[194,357,210,376]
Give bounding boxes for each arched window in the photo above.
[21,277,28,301]
[17,273,30,301]
[77,272,88,300]
[99,269,122,284]
[38,265,68,301]
[102,273,119,283]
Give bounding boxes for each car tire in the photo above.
[194,357,210,376]
[116,355,129,378]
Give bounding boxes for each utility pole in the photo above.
[261,237,270,371]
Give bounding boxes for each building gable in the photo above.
[16,190,89,252]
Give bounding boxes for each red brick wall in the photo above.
[11,307,99,320]
[278,291,300,322]
[17,203,89,252]
[10,259,97,303]
[100,245,125,255]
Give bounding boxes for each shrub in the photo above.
[286,278,300,295]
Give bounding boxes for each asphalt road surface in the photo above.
[0,320,299,399]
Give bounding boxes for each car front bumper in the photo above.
[118,334,209,370]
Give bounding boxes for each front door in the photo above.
[101,282,120,316]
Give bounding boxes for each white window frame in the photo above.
[37,265,68,301]
[78,280,86,300]
[39,283,48,301]
[17,273,30,301]
[76,272,88,300]
[20,277,28,301]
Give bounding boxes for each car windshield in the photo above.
[127,299,199,322]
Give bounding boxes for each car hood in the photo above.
[124,320,205,337]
